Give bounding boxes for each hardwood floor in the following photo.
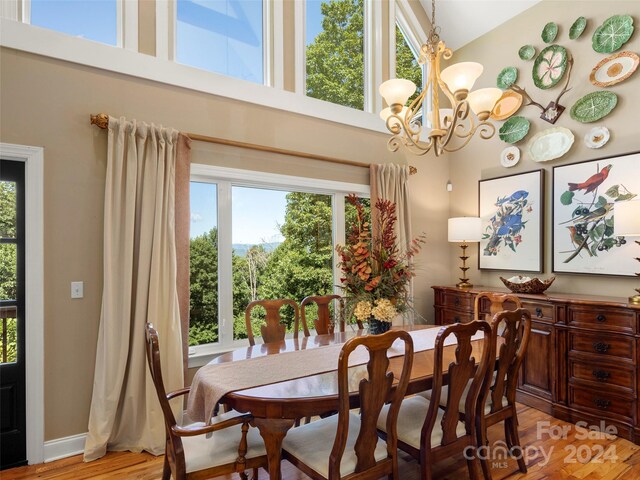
[4,405,640,479]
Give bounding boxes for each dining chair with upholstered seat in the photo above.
[145,323,268,480]
[300,295,365,335]
[473,291,522,321]
[281,330,414,480]
[377,320,493,480]
[245,298,302,346]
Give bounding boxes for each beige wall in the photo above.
[446,0,640,297]
[0,42,450,440]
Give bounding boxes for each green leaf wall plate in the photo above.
[499,116,530,143]
[569,17,587,40]
[542,22,559,43]
[519,45,536,60]
[497,67,518,89]
[592,15,634,53]
[570,91,618,123]
[532,45,568,89]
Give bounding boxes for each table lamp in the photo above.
[614,201,640,305]
[448,217,482,288]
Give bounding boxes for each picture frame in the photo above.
[552,151,640,277]
[478,169,544,273]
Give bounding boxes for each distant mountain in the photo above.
[232,242,281,257]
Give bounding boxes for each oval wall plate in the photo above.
[533,45,569,89]
[499,116,530,144]
[500,146,520,167]
[589,51,639,87]
[527,127,575,162]
[584,126,610,149]
[569,17,587,40]
[497,67,518,89]
[570,91,618,123]
[519,45,536,61]
[592,15,634,53]
[491,91,523,121]
[542,22,559,43]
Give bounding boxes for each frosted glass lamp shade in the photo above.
[448,217,482,242]
[468,88,502,117]
[615,201,640,236]
[379,79,416,107]
[380,106,411,128]
[440,62,484,94]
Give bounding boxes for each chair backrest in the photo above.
[473,292,522,321]
[424,321,493,447]
[300,294,343,335]
[245,299,302,346]
[145,323,178,431]
[330,330,414,478]
[486,308,532,412]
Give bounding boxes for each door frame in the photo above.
[0,143,44,464]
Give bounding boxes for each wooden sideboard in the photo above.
[433,285,640,444]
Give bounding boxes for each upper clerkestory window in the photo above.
[176,0,264,84]
[305,0,365,110]
[30,0,117,46]
[396,22,422,106]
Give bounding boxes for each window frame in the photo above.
[188,164,369,367]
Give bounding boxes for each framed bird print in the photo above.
[479,169,544,272]
[553,152,640,276]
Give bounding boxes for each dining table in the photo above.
[187,324,492,480]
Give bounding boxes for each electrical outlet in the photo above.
[71,281,84,299]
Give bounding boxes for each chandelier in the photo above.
[379,0,501,157]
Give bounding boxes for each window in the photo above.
[188,165,368,362]
[305,0,365,110]
[0,179,18,364]
[30,0,118,46]
[395,22,422,106]
[176,0,264,84]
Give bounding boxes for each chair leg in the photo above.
[466,455,482,480]
[420,449,433,480]
[506,417,527,473]
[252,467,259,480]
[162,455,171,480]
[239,472,249,480]
[475,417,492,480]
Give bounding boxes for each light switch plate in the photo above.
[71,281,84,299]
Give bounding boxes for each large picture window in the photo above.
[395,22,423,105]
[188,166,368,362]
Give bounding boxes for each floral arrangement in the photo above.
[337,195,425,328]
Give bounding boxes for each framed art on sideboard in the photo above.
[479,169,544,273]
[552,151,640,277]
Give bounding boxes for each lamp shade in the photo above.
[448,217,482,242]
[614,201,640,236]
[468,88,502,116]
[379,78,416,107]
[440,62,483,93]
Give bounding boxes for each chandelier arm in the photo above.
[443,122,496,153]
[438,101,469,147]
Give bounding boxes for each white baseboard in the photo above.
[43,432,87,463]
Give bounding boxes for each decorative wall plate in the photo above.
[592,15,634,53]
[542,22,559,43]
[491,91,523,120]
[589,51,639,87]
[497,67,518,89]
[500,146,520,167]
[528,127,574,162]
[570,91,618,123]
[498,116,530,144]
[584,126,610,149]
[519,45,536,61]
[533,45,568,89]
[569,17,587,40]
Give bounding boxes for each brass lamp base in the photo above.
[629,294,640,305]
[456,243,472,289]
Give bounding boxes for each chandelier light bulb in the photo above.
[440,62,484,99]
[468,88,503,120]
[379,79,416,111]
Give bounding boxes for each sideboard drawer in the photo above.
[568,306,636,334]
[440,309,473,325]
[569,385,635,421]
[568,331,635,361]
[441,291,473,311]
[568,359,635,394]
[522,300,554,322]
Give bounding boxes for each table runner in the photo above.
[187,326,477,422]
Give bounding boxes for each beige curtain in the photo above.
[370,164,414,325]
[84,117,184,461]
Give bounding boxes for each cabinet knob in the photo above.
[454,297,460,306]
[596,314,606,322]
[592,370,611,382]
[592,342,610,353]
[535,308,543,318]
[594,398,611,409]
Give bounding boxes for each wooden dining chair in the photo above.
[281,330,414,480]
[244,299,302,346]
[145,323,268,480]
[473,291,522,321]
[377,320,493,480]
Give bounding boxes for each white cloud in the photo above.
[191,213,203,222]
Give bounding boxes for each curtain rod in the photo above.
[90,113,416,175]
